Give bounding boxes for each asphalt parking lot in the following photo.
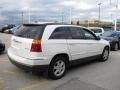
[0,33,120,90]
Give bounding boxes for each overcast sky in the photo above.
[0,0,119,25]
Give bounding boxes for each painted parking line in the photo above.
[0,57,8,59]
[3,70,29,76]
[3,70,49,90]
[0,60,9,62]
[17,80,49,90]
[111,52,120,55]
[3,70,17,75]
[0,77,9,90]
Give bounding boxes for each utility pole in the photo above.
[69,8,72,24]
[61,10,64,23]
[98,3,101,25]
[111,13,113,21]
[114,0,118,31]
[0,6,3,20]
[87,20,89,27]
[0,6,2,14]
[21,11,24,24]
[28,8,31,23]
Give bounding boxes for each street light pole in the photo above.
[61,10,64,23]
[98,3,101,25]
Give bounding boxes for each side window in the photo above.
[69,27,84,39]
[49,27,69,39]
[82,29,96,40]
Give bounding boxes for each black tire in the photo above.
[48,56,68,80]
[113,43,119,51]
[0,44,5,53]
[99,47,109,62]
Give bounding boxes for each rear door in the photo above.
[11,25,45,59]
[47,27,70,56]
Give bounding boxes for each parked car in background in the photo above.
[103,27,120,32]
[0,24,15,33]
[103,27,113,31]
[0,39,5,53]
[6,26,21,34]
[88,27,104,36]
[8,23,110,79]
[101,31,120,51]
[0,26,3,32]
[9,26,19,34]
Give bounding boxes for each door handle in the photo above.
[69,43,76,45]
[87,43,93,45]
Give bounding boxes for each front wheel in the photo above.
[99,47,109,62]
[48,56,67,80]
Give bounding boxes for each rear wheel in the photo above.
[99,47,109,62]
[113,43,119,51]
[48,56,68,80]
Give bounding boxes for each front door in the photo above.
[82,28,103,57]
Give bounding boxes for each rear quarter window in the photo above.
[49,27,70,39]
[14,25,45,39]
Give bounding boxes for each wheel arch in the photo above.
[50,53,70,67]
[104,45,110,53]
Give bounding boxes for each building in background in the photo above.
[71,19,113,27]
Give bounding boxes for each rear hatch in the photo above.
[11,24,45,59]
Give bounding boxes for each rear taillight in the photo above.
[31,39,42,52]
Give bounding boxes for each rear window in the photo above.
[14,25,45,39]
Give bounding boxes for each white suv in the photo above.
[8,23,110,79]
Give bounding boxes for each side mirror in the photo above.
[100,34,102,36]
[96,36,101,40]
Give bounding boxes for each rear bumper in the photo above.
[7,48,50,72]
[8,56,49,72]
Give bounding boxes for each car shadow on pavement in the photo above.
[28,60,100,80]
[67,59,105,74]
[21,59,107,80]
[0,49,8,55]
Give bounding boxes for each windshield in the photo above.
[90,29,102,33]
